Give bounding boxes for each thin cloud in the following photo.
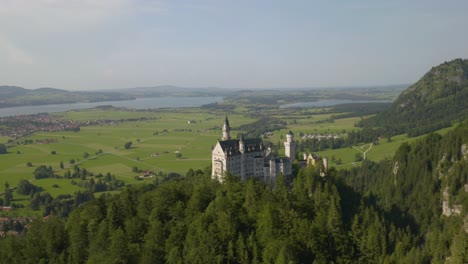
[102,68,114,78]
[0,0,132,32]
[0,36,34,65]
[0,0,130,13]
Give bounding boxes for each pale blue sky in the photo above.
[0,0,467,90]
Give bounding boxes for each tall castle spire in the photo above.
[222,115,231,140]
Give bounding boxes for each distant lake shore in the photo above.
[0,96,224,117]
[279,99,391,108]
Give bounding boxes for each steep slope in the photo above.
[341,122,468,261]
[360,58,468,136]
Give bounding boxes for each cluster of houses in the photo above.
[137,170,155,179]
[0,216,31,238]
[0,113,160,138]
[0,210,64,239]
[0,113,80,138]
[301,133,340,140]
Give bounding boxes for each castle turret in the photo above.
[239,133,246,180]
[284,131,296,162]
[222,115,231,140]
[321,157,328,177]
[239,133,245,153]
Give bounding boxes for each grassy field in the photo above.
[313,125,457,169]
[0,109,256,197]
[263,111,457,170]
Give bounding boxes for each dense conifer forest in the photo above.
[0,123,466,263]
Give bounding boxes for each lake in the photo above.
[0,96,224,117]
[279,99,391,108]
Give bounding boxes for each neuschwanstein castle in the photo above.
[212,116,299,185]
[211,116,328,185]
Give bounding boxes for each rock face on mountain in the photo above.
[360,58,468,136]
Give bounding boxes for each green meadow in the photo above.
[263,111,456,170]
[0,109,256,198]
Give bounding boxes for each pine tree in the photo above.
[449,230,468,264]
[67,211,89,264]
[109,228,129,264]
[4,182,12,206]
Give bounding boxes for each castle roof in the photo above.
[264,157,291,166]
[219,138,263,156]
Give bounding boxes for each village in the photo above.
[0,113,80,138]
[0,113,159,139]
[0,214,32,239]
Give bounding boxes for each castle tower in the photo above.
[239,133,245,153]
[269,159,277,186]
[239,133,246,180]
[222,115,231,140]
[322,157,328,176]
[284,131,296,162]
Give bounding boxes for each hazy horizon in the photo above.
[1,83,411,92]
[1,0,467,91]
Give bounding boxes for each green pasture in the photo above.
[56,109,161,121]
[314,125,457,170]
[0,109,256,200]
[262,110,458,170]
[30,178,83,197]
[264,114,360,149]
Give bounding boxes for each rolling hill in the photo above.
[0,86,134,108]
[360,58,468,136]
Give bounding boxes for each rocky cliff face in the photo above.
[438,144,468,234]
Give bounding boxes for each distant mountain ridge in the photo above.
[112,85,234,97]
[0,83,410,110]
[0,86,134,108]
[360,58,468,136]
[0,85,235,109]
[0,86,28,97]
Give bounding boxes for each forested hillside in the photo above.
[359,59,468,137]
[0,123,466,263]
[0,86,133,108]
